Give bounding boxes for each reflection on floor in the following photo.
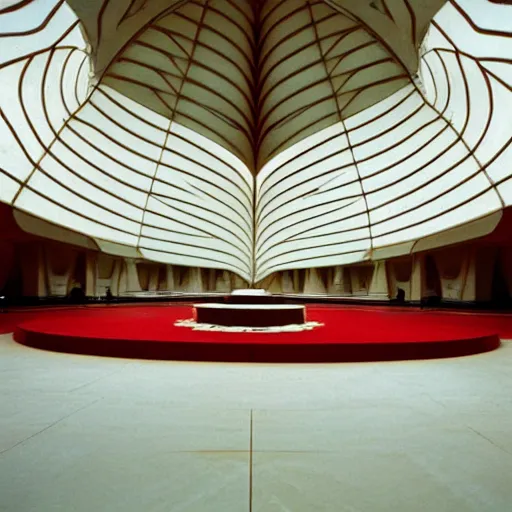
[1,334,511,512]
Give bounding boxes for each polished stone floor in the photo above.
[0,334,511,512]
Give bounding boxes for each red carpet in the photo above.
[5,304,506,362]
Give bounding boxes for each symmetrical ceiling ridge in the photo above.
[65,0,442,172]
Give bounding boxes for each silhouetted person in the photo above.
[422,293,441,308]
[69,286,86,304]
[105,287,113,302]
[396,287,405,303]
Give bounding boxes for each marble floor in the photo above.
[0,333,511,512]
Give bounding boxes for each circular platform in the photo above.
[194,303,306,327]
[12,305,501,362]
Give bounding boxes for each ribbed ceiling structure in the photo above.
[67,0,443,171]
[0,0,511,282]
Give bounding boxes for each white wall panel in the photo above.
[352,105,438,161]
[49,139,148,206]
[0,173,20,203]
[365,133,464,208]
[484,62,512,89]
[0,1,81,66]
[259,249,371,279]
[458,56,491,150]
[497,178,512,208]
[345,85,416,130]
[15,188,139,247]
[75,107,164,173]
[372,171,496,238]
[139,232,250,270]
[258,124,345,185]
[257,194,367,258]
[66,117,155,176]
[91,92,168,146]
[348,90,423,146]
[487,145,512,187]
[422,52,450,113]
[0,108,35,182]
[360,119,451,188]
[144,194,251,257]
[35,151,145,221]
[474,78,512,167]
[436,3,512,60]
[170,123,253,190]
[374,189,502,248]
[23,170,141,235]
[0,61,47,168]
[98,85,170,131]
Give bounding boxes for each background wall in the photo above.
[1,235,512,304]
[2,200,512,303]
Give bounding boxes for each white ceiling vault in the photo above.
[66,0,447,171]
[0,0,511,282]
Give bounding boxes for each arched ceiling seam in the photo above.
[11,47,90,206]
[81,0,429,172]
[323,0,505,219]
[136,0,209,252]
[421,18,506,209]
[91,0,192,81]
[305,0,374,254]
[324,0,413,75]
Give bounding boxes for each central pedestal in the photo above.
[194,303,306,327]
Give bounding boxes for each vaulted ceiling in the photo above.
[1,0,511,281]
[67,0,446,172]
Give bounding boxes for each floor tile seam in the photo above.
[466,425,512,456]
[0,397,103,458]
[68,366,131,393]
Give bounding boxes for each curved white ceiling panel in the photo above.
[0,0,511,283]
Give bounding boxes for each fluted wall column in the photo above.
[303,268,326,294]
[124,258,142,292]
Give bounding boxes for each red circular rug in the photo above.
[12,304,502,362]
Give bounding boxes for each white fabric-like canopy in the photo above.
[0,0,511,282]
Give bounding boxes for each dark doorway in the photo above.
[491,251,510,307]
[424,254,442,306]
